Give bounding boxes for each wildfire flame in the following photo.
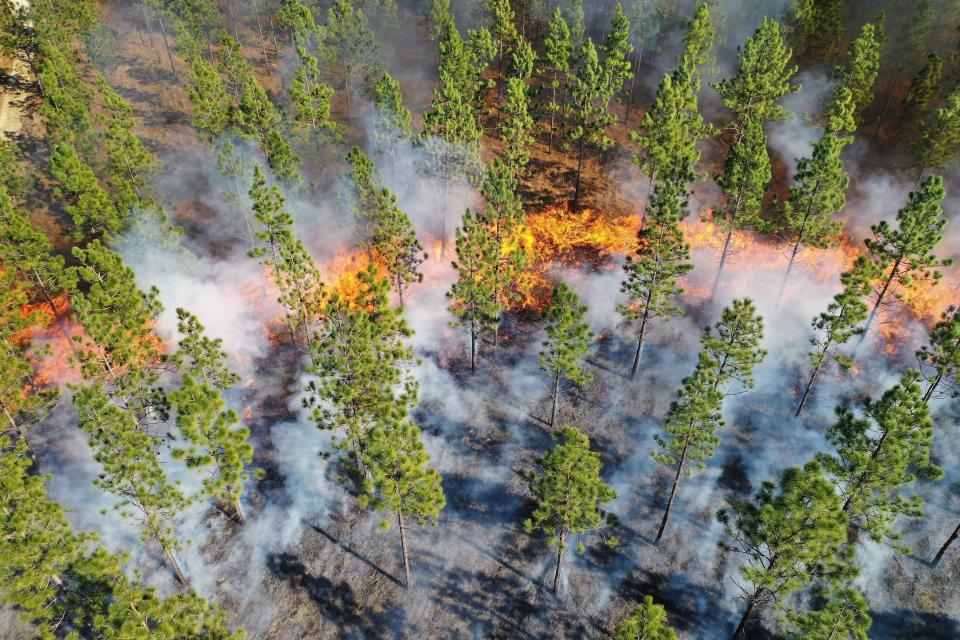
[511,203,641,311]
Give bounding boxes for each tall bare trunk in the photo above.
[155,11,177,78]
[552,529,565,593]
[573,134,586,207]
[932,520,960,567]
[140,5,162,65]
[710,223,735,301]
[398,510,412,588]
[795,351,827,417]
[732,595,758,638]
[630,302,651,379]
[163,543,188,586]
[656,444,688,543]
[856,259,901,350]
[550,365,561,426]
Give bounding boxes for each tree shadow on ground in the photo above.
[266,551,406,638]
[869,609,960,639]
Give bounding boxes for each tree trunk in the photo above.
[550,365,561,427]
[932,520,960,567]
[33,272,81,361]
[252,0,270,70]
[639,174,654,230]
[552,529,565,593]
[140,5,162,65]
[777,239,802,304]
[232,498,246,524]
[710,223,735,301]
[871,68,901,141]
[1,403,25,444]
[856,259,901,350]
[732,596,758,639]
[398,509,412,588]
[573,133,586,208]
[923,370,944,402]
[397,273,405,310]
[922,334,960,402]
[630,304,651,379]
[155,11,177,78]
[548,70,558,153]
[656,444,688,543]
[163,544,188,586]
[469,317,477,373]
[795,352,826,417]
[623,48,641,124]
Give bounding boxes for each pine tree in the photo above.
[50,141,123,240]
[248,165,326,345]
[479,160,526,346]
[187,55,232,141]
[448,209,499,372]
[791,0,844,59]
[98,77,158,216]
[816,369,942,550]
[565,0,585,49]
[779,131,849,298]
[614,594,677,639]
[422,24,489,237]
[785,582,872,640]
[1,432,241,637]
[540,283,594,427]
[0,186,80,361]
[652,349,723,542]
[290,45,339,142]
[915,87,960,182]
[602,4,633,114]
[0,269,56,443]
[859,175,951,348]
[523,426,617,593]
[678,2,714,91]
[834,21,882,122]
[795,257,878,416]
[544,8,572,152]
[305,266,415,477]
[702,299,767,394]
[370,189,425,309]
[719,461,849,639]
[568,38,614,207]
[263,129,301,185]
[618,179,693,378]
[427,0,454,44]
[170,309,256,524]
[499,75,534,177]
[73,383,190,584]
[372,71,413,162]
[903,53,943,122]
[69,241,166,409]
[37,45,93,141]
[631,65,706,223]
[236,74,281,138]
[713,17,798,126]
[364,418,445,588]
[343,146,387,243]
[708,117,771,299]
[916,305,960,402]
[653,300,765,542]
[489,0,517,106]
[277,0,318,48]
[320,0,383,126]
